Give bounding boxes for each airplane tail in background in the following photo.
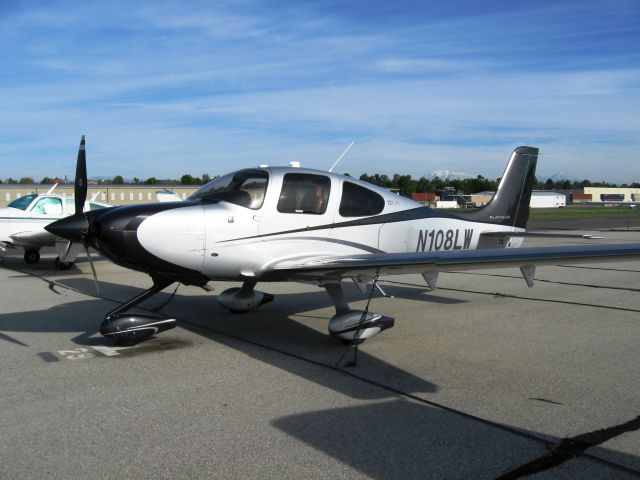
[458,146,538,229]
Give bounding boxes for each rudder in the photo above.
[459,146,538,229]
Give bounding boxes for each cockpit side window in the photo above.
[7,194,38,211]
[277,173,331,214]
[188,169,269,210]
[339,181,385,217]
[33,197,63,215]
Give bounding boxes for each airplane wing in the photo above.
[266,243,640,282]
[9,230,58,247]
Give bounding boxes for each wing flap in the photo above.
[481,231,604,240]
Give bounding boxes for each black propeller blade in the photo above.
[46,136,90,242]
[75,135,88,216]
[45,136,99,294]
[84,243,100,295]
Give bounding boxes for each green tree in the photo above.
[431,177,445,190]
[19,177,35,184]
[416,176,434,193]
[144,177,157,185]
[40,176,54,184]
[112,175,124,185]
[181,174,196,185]
[393,174,415,197]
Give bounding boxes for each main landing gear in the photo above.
[100,277,177,344]
[54,256,73,270]
[216,279,394,345]
[23,248,40,264]
[22,248,73,269]
[324,282,394,344]
[217,279,274,313]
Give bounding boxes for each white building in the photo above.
[530,191,566,208]
[583,187,640,202]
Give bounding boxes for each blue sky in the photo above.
[1,0,639,183]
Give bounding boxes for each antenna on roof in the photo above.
[329,141,354,173]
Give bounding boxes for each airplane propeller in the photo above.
[46,136,100,294]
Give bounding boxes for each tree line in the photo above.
[357,173,639,197]
[0,173,214,186]
[1,173,637,197]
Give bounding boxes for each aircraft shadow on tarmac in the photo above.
[0,275,441,399]
[271,400,640,480]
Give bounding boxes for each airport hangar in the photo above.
[0,184,199,207]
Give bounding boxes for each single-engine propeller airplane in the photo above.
[46,137,640,345]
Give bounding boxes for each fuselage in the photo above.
[71,166,520,284]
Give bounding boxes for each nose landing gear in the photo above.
[100,277,177,344]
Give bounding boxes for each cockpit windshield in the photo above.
[188,169,268,210]
[7,193,38,211]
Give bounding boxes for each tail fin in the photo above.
[459,146,538,229]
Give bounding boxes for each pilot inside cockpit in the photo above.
[300,184,328,214]
[276,173,331,215]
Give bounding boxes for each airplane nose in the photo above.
[45,214,89,243]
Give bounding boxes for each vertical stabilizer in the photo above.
[459,146,538,229]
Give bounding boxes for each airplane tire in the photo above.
[54,256,73,270]
[24,249,40,264]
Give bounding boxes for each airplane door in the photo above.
[258,172,336,237]
[201,170,268,277]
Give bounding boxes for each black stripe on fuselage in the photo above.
[218,206,486,243]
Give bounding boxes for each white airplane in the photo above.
[46,139,640,345]
[0,140,110,268]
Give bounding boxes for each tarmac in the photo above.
[1,228,639,479]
